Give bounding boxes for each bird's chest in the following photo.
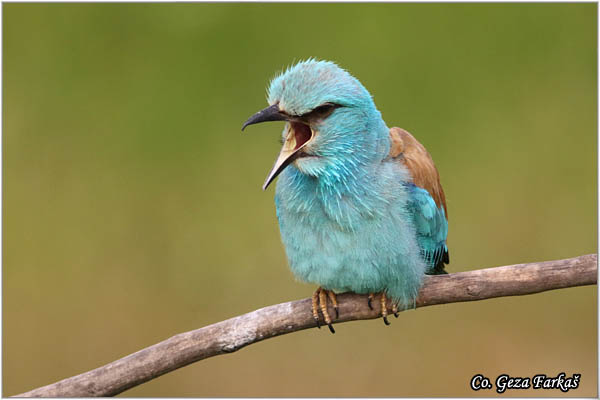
[274,170,411,292]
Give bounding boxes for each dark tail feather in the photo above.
[427,261,448,275]
[425,249,450,275]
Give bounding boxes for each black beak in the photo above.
[242,104,288,131]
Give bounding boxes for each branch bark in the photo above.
[15,254,597,397]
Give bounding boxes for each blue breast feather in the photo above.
[274,160,427,308]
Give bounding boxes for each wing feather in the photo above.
[389,127,449,274]
[389,127,448,217]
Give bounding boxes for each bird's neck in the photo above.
[277,127,403,230]
[317,121,391,193]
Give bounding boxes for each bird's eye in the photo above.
[297,103,340,121]
[305,103,339,120]
[313,103,336,115]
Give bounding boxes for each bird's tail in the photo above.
[425,249,449,275]
[427,261,448,275]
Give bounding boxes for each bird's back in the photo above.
[389,127,449,274]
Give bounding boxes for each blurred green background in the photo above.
[3,3,597,397]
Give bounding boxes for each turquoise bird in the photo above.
[242,60,448,333]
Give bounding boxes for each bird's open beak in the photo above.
[242,104,314,190]
[241,104,288,131]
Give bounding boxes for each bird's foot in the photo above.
[380,294,391,325]
[367,292,399,325]
[311,287,338,334]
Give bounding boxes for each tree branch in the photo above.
[15,254,597,397]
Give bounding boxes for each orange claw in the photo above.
[311,290,321,329]
[327,290,339,319]
[312,287,338,334]
[380,294,390,325]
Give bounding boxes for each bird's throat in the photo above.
[263,122,315,190]
[290,122,312,151]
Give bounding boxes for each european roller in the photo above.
[242,60,449,333]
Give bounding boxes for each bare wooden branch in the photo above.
[15,254,597,397]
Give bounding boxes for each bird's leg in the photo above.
[318,289,336,334]
[368,292,396,323]
[311,287,337,334]
[380,294,390,326]
[327,290,339,319]
[367,293,374,310]
[311,290,321,329]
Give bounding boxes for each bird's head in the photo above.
[242,59,390,190]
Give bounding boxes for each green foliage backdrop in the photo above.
[4,3,597,397]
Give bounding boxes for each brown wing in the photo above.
[389,127,448,218]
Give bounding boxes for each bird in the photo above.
[242,59,448,333]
